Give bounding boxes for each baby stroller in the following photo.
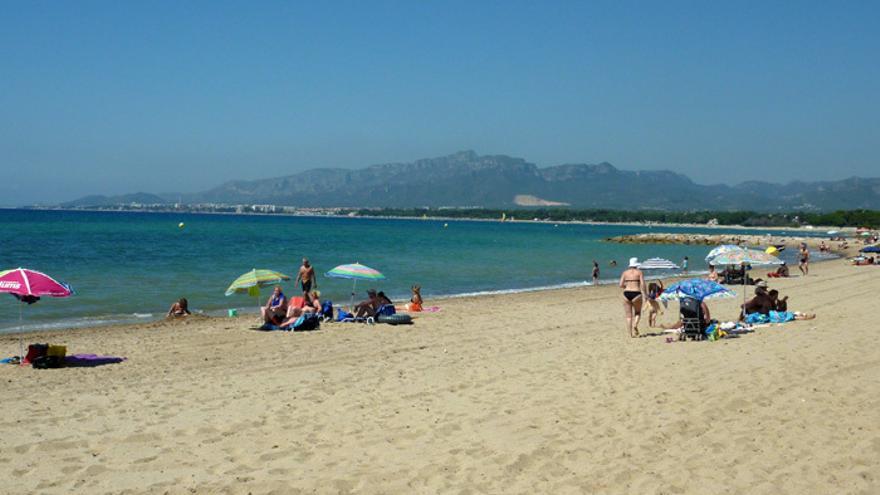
[679,296,707,341]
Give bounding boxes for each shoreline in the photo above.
[8,206,856,233]
[2,252,878,493]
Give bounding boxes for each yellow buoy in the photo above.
[178,222,185,229]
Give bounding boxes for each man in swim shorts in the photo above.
[295,258,317,296]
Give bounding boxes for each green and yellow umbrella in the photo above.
[225,268,291,296]
[225,269,291,318]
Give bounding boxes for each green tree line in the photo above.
[350,208,880,228]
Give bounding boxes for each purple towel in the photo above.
[64,354,126,367]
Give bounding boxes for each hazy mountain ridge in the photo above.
[61,151,880,211]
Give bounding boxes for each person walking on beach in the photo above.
[798,243,810,276]
[682,256,689,273]
[295,258,317,296]
[619,257,647,338]
[592,260,600,285]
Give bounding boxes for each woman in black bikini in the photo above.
[618,257,647,338]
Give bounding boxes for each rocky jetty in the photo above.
[606,233,825,249]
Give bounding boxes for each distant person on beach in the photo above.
[707,264,719,282]
[592,261,600,285]
[619,257,647,338]
[406,285,423,312]
[768,289,788,312]
[768,262,790,278]
[354,289,380,318]
[798,244,810,276]
[261,286,287,323]
[304,291,322,313]
[741,282,772,320]
[682,256,689,273]
[376,291,393,307]
[646,280,665,327]
[295,258,317,296]
[167,298,191,317]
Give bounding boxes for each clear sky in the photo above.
[2,1,878,205]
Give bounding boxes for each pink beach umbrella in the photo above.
[0,268,74,364]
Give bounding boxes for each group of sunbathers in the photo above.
[740,280,815,322]
[262,286,325,326]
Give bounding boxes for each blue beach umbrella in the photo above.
[659,278,735,302]
[859,245,880,253]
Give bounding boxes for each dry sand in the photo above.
[1,259,879,494]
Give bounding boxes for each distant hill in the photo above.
[63,151,880,211]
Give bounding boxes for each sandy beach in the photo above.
[1,257,879,494]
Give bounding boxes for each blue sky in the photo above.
[1,1,878,205]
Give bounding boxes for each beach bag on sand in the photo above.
[321,300,333,320]
[375,304,396,317]
[336,309,352,322]
[24,343,49,365]
[290,313,320,332]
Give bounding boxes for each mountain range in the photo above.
[61,151,880,211]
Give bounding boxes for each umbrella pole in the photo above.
[349,279,358,312]
[256,287,262,323]
[19,301,24,367]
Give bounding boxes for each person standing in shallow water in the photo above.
[592,260,600,285]
[682,256,689,273]
[619,257,647,338]
[295,258,317,296]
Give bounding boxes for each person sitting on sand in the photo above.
[740,283,773,320]
[619,257,647,338]
[354,289,380,318]
[167,298,191,317]
[376,291,393,307]
[646,280,665,327]
[707,264,719,282]
[261,286,287,324]
[768,262,790,278]
[768,289,788,312]
[406,285,423,312]
[304,291,322,313]
[284,294,307,319]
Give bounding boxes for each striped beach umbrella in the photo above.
[708,248,783,267]
[326,263,386,281]
[224,269,291,296]
[326,263,385,309]
[705,244,743,263]
[637,258,680,270]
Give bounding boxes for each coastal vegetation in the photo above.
[352,208,880,228]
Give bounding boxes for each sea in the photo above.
[0,209,834,334]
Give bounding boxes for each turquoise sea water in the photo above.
[0,209,830,333]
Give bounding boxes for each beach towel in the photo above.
[64,354,126,367]
[769,310,795,323]
[744,313,770,325]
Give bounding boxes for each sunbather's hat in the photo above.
[755,280,768,288]
[628,257,639,268]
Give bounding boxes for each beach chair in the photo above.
[679,296,705,341]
